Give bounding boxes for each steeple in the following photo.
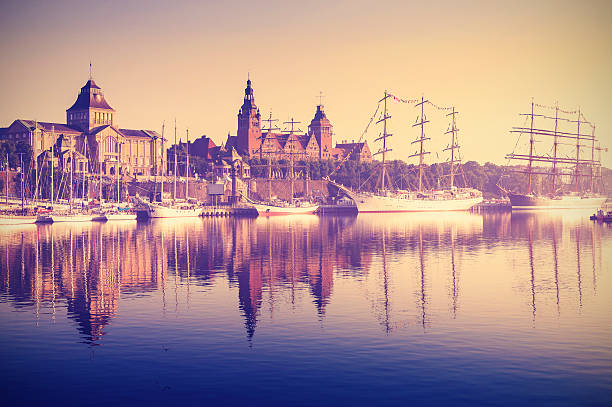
[309,103,333,159]
[237,77,261,157]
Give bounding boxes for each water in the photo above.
[0,211,611,406]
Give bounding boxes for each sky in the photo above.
[1,0,611,167]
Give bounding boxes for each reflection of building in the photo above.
[1,75,165,178]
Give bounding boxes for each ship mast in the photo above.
[552,103,559,193]
[186,128,189,201]
[444,107,460,189]
[527,99,535,194]
[410,95,431,192]
[575,108,581,193]
[283,117,301,204]
[173,119,177,201]
[261,112,279,202]
[589,125,595,193]
[160,122,165,202]
[374,91,392,192]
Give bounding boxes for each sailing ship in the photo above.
[502,100,607,209]
[334,92,482,213]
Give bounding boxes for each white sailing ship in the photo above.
[333,92,482,213]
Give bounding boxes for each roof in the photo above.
[16,120,82,134]
[119,129,158,139]
[336,141,368,152]
[66,79,114,112]
[310,105,332,126]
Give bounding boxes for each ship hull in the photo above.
[351,193,483,213]
[146,203,201,218]
[0,215,38,225]
[508,193,606,210]
[254,203,319,216]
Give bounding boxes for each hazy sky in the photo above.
[1,0,611,167]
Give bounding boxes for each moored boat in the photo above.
[0,214,38,225]
[253,202,319,216]
[502,100,607,210]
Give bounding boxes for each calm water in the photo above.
[0,211,611,406]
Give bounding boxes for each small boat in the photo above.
[0,214,38,225]
[253,201,319,216]
[145,201,202,218]
[50,212,93,222]
[590,203,612,222]
[105,212,137,221]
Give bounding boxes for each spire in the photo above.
[89,61,93,80]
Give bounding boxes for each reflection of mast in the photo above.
[174,227,178,312]
[576,226,582,309]
[552,225,560,316]
[381,228,390,333]
[590,226,596,294]
[418,226,427,329]
[527,220,536,324]
[450,226,458,319]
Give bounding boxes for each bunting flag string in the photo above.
[388,93,419,104]
[534,103,578,115]
[426,101,453,111]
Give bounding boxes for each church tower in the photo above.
[308,104,333,160]
[237,78,261,157]
[66,77,116,132]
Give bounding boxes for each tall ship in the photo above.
[331,92,482,213]
[500,100,607,209]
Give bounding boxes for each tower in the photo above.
[66,77,116,132]
[237,78,261,157]
[308,104,333,160]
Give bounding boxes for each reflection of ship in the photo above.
[332,92,482,213]
[502,100,607,209]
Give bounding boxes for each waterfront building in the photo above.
[231,78,335,161]
[1,75,165,178]
[333,140,373,162]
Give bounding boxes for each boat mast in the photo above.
[551,102,559,193]
[444,107,460,189]
[527,99,535,194]
[589,125,595,193]
[160,122,165,202]
[186,128,189,201]
[374,91,392,192]
[82,137,87,206]
[5,156,9,206]
[283,117,301,204]
[70,140,73,212]
[410,96,431,192]
[575,108,581,193]
[20,153,24,211]
[98,144,102,204]
[261,112,279,202]
[173,119,177,201]
[51,126,54,206]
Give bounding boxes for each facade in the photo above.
[233,78,335,161]
[333,141,372,163]
[1,76,165,177]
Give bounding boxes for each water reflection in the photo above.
[0,210,609,345]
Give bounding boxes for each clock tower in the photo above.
[237,78,261,157]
